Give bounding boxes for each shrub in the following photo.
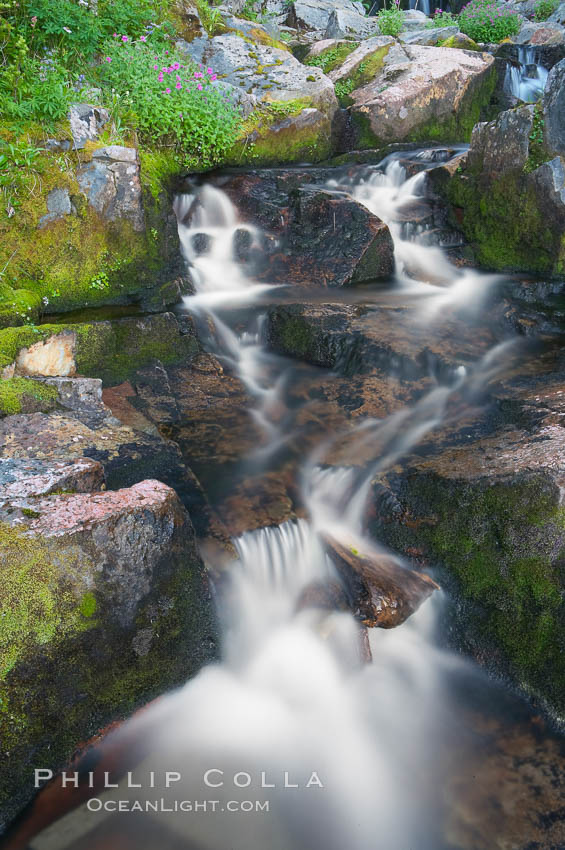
[459,0,521,42]
[376,0,405,37]
[99,37,242,168]
[533,0,559,21]
[425,8,459,27]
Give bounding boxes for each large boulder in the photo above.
[511,19,565,46]
[347,45,497,147]
[289,0,365,31]
[0,479,217,830]
[399,25,460,46]
[175,33,338,164]
[187,168,395,286]
[442,104,565,274]
[543,57,565,156]
[325,7,382,39]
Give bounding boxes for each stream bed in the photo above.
[12,148,565,850]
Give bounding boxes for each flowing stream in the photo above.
[25,152,565,850]
[504,46,549,103]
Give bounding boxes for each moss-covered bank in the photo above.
[373,470,565,714]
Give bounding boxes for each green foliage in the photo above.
[459,0,521,43]
[239,0,259,21]
[425,8,459,27]
[0,139,43,211]
[98,38,242,168]
[195,0,226,35]
[335,77,356,100]
[524,103,548,173]
[305,42,359,74]
[376,0,405,37]
[533,0,559,20]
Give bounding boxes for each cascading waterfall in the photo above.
[504,46,549,103]
[27,152,539,850]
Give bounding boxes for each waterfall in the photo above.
[26,152,531,850]
[504,46,548,103]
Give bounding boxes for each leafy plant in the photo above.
[459,0,521,42]
[0,140,43,210]
[306,42,358,73]
[533,0,559,21]
[239,0,259,21]
[376,0,405,37]
[98,36,242,168]
[425,8,459,27]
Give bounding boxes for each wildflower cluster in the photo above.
[425,8,459,27]
[100,36,242,168]
[459,0,521,42]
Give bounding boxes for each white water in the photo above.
[30,153,521,850]
[504,46,548,103]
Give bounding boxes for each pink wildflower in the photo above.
[173,62,180,70]
[207,67,213,74]
[140,35,147,41]
[175,81,182,89]
[158,72,164,82]
[105,56,112,62]
[122,35,128,41]
[197,83,203,90]
[165,87,171,93]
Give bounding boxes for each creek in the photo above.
[21,148,565,850]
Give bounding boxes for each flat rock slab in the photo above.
[0,456,104,501]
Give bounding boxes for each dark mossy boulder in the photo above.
[433,104,565,275]
[0,479,217,831]
[0,313,200,387]
[370,395,565,714]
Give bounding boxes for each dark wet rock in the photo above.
[267,301,497,378]
[543,57,565,157]
[347,45,496,149]
[440,105,565,274]
[0,479,217,830]
[196,169,394,286]
[370,381,565,714]
[324,534,439,627]
[68,102,110,150]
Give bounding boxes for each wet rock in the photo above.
[466,104,534,174]
[267,301,497,377]
[0,479,217,829]
[77,146,144,232]
[543,57,565,156]
[68,102,110,150]
[348,45,496,148]
[370,381,565,714]
[325,7,382,39]
[197,169,394,286]
[324,534,439,627]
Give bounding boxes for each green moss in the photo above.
[523,102,550,174]
[0,325,51,368]
[333,45,391,106]
[0,286,42,330]
[305,42,359,74]
[447,165,561,273]
[247,27,289,51]
[79,591,97,618]
[353,64,497,148]
[439,34,479,50]
[377,473,565,710]
[20,508,40,518]
[139,147,185,200]
[227,100,333,166]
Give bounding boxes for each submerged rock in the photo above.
[0,479,217,830]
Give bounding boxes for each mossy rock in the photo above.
[0,146,187,319]
[0,313,200,387]
[0,489,218,830]
[0,377,59,416]
[373,469,565,714]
